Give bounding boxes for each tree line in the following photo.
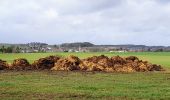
[0,46,21,53]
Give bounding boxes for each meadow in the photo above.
[0,52,170,99]
[0,71,169,100]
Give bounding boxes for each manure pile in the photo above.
[9,58,31,70]
[0,59,8,70]
[0,55,164,72]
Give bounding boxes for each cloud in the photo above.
[0,0,170,46]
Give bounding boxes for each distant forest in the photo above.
[0,42,170,53]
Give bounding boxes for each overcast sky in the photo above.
[0,0,170,45]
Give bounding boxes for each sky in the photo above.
[0,0,170,46]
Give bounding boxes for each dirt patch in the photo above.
[0,55,164,72]
[51,55,81,71]
[51,55,164,72]
[9,58,31,70]
[0,59,9,70]
[32,56,61,70]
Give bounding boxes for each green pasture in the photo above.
[0,71,170,100]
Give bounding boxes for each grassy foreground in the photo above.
[0,52,170,99]
[0,71,170,100]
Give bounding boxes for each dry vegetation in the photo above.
[0,55,164,72]
[0,59,8,70]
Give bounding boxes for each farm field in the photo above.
[0,71,170,100]
[0,52,170,99]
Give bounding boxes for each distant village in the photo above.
[0,42,170,53]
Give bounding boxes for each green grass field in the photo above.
[0,71,170,100]
[0,52,170,99]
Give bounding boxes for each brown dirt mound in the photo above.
[51,55,163,72]
[32,56,61,70]
[0,59,9,70]
[125,56,139,62]
[80,61,106,71]
[0,55,164,72]
[79,55,113,71]
[120,57,163,72]
[10,58,31,70]
[51,55,81,71]
[111,56,126,65]
[80,55,163,72]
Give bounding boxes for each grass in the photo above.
[0,71,170,100]
[0,52,170,99]
[0,52,170,68]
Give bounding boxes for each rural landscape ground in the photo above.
[1,0,170,99]
[0,52,170,100]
